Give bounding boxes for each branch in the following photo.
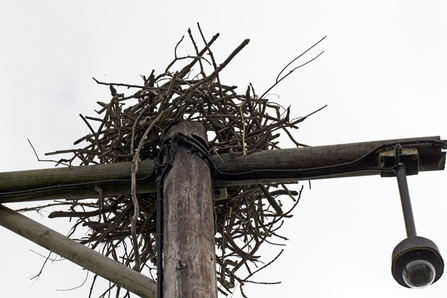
[260,36,326,99]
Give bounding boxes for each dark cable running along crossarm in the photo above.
[214,138,447,181]
[0,175,154,198]
[0,138,446,199]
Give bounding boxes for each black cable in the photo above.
[0,174,154,198]
[215,139,447,182]
[0,139,445,199]
[155,179,165,298]
[153,133,181,298]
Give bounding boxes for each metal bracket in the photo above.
[378,148,419,177]
[213,187,228,201]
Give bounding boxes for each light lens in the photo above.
[402,259,436,288]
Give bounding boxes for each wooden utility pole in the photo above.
[161,121,217,298]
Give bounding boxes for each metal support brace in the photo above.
[378,144,418,238]
[395,163,417,238]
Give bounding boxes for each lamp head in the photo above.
[392,236,444,288]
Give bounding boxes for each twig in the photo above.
[27,138,71,166]
[92,77,155,90]
[239,98,247,157]
[56,271,89,291]
[260,36,326,99]
[29,251,53,280]
[276,36,327,82]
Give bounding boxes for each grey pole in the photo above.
[0,205,157,298]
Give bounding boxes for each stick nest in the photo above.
[42,27,325,297]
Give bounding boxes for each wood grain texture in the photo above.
[0,160,155,202]
[212,136,445,186]
[0,136,444,202]
[214,136,444,172]
[0,205,157,298]
[162,122,217,298]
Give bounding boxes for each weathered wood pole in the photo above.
[0,205,157,298]
[0,136,444,203]
[162,121,217,298]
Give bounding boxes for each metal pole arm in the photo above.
[395,163,417,238]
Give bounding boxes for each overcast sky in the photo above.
[1,1,447,297]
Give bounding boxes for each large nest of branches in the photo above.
[44,27,325,297]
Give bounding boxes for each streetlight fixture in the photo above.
[385,145,444,288]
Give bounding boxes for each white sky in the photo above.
[1,1,447,297]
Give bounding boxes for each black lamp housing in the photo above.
[380,145,444,288]
[392,236,444,288]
